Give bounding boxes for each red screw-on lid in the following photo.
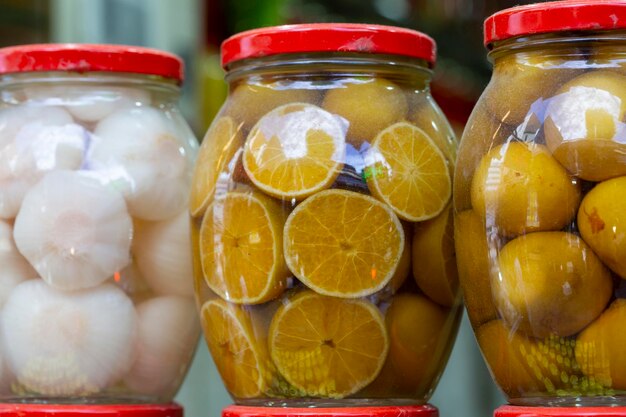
[221,23,436,69]
[0,44,185,84]
[222,405,438,417]
[496,405,626,417]
[484,0,626,47]
[0,403,183,417]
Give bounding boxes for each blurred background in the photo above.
[0,1,547,416]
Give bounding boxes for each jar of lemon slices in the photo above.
[456,0,626,407]
[0,44,199,403]
[191,24,462,407]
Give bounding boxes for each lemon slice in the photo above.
[243,103,347,200]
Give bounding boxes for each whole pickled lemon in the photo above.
[454,210,498,326]
[471,142,581,236]
[477,320,581,397]
[495,232,612,338]
[412,205,458,307]
[228,81,318,128]
[322,78,408,144]
[576,299,626,390]
[484,53,578,125]
[366,293,450,395]
[545,70,626,181]
[578,176,626,279]
[454,101,512,211]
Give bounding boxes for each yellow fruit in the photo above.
[200,299,269,398]
[477,320,582,397]
[284,189,403,298]
[200,188,289,304]
[454,210,498,326]
[471,142,581,237]
[409,97,457,168]
[228,82,318,128]
[495,232,612,338]
[190,116,243,217]
[322,78,408,144]
[364,122,451,222]
[362,293,459,398]
[545,71,626,181]
[484,53,578,125]
[576,299,626,390]
[243,103,347,200]
[454,101,512,211]
[578,176,626,279]
[385,293,449,391]
[389,222,412,292]
[268,291,388,398]
[412,205,458,307]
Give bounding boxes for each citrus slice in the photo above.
[243,103,347,200]
[364,122,451,221]
[283,189,404,298]
[200,299,268,398]
[200,188,289,304]
[190,116,242,217]
[268,291,388,398]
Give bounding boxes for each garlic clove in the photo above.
[133,211,193,297]
[89,107,192,221]
[13,171,132,291]
[124,295,198,397]
[0,220,36,308]
[1,280,138,396]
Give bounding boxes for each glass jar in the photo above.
[455,1,626,407]
[0,44,200,403]
[191,24,462,407]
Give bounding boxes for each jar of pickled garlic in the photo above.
[455,0,626,406]
[0,44,200,402]
[191,24,462,407]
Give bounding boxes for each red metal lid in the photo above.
[496,405,626,417]
[0,44,184,83]
[484,0,626,47]
[221,23,436,68]
[222,405,438,417]
[0,403,183,417]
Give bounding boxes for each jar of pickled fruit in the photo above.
[0,44,200,403]
[455,0,626,407]
[191,24,462,407]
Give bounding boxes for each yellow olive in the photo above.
[576,299,626,390]
[322,78,408,145]
[471,142,581,236]
[495,232,612,338]
[454,210,498,326]
[477,320,582,397]
[578,176,626,279]
[545,70,626,181]
[454,101,512,212]
[485,53,578,126]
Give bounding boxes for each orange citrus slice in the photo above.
[200,188,289,304]
[243,103,347,200]
[364,122,451,221]
[190,116,242,217]
[268,291,388,398]
[283,189,404,298]
[200,299,269,398]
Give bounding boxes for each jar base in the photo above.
[0,402,183,416]
[508,395,626,407]
[236,398,429,408]
[0,395,164,405]
[224,404,438,417]
[497,405,626,417]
